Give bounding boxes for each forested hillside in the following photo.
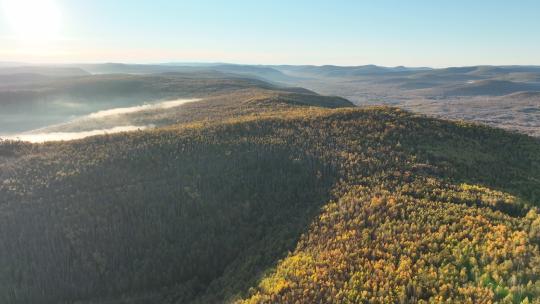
[1,97,539,303]
[0,71,338,134]
[32,87,353,134]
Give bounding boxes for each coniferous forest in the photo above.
[1,83,540,303]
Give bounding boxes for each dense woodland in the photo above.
[0,90,539,303]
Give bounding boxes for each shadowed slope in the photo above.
[0,106,539,303]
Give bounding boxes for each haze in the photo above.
[1,0,540,67]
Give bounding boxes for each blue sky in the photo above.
[1,0,539,67]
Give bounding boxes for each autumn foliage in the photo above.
[0,106,539,303]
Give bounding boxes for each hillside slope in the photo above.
[0,103,539,303]
[0,66,90,77]
[0,72,343,134]
[28,88,352,134]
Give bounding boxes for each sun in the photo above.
[2,0,62,42]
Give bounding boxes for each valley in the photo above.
[3,98,202,143]
[269,65,540,137]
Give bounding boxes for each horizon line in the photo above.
[3,61,540,70]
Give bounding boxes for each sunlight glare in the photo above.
[2,0,62,41]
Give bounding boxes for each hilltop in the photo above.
[0,78,539,303]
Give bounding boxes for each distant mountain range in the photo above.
[1,62,539,136]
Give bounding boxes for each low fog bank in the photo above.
[88,98,200,118]
[1,125,152,143]
[1,98,203,143]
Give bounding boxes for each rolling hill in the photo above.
[26,88,351,135]
[3,62,539,138]
[0,66,90,77]
[0,78,539,304]
[262,64,540,138]
[0,71,324,134]
[72,63,295,84]
[435,80,540,97]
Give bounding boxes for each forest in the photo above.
[0,96,539,303]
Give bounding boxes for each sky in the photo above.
[0,0,539,67]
